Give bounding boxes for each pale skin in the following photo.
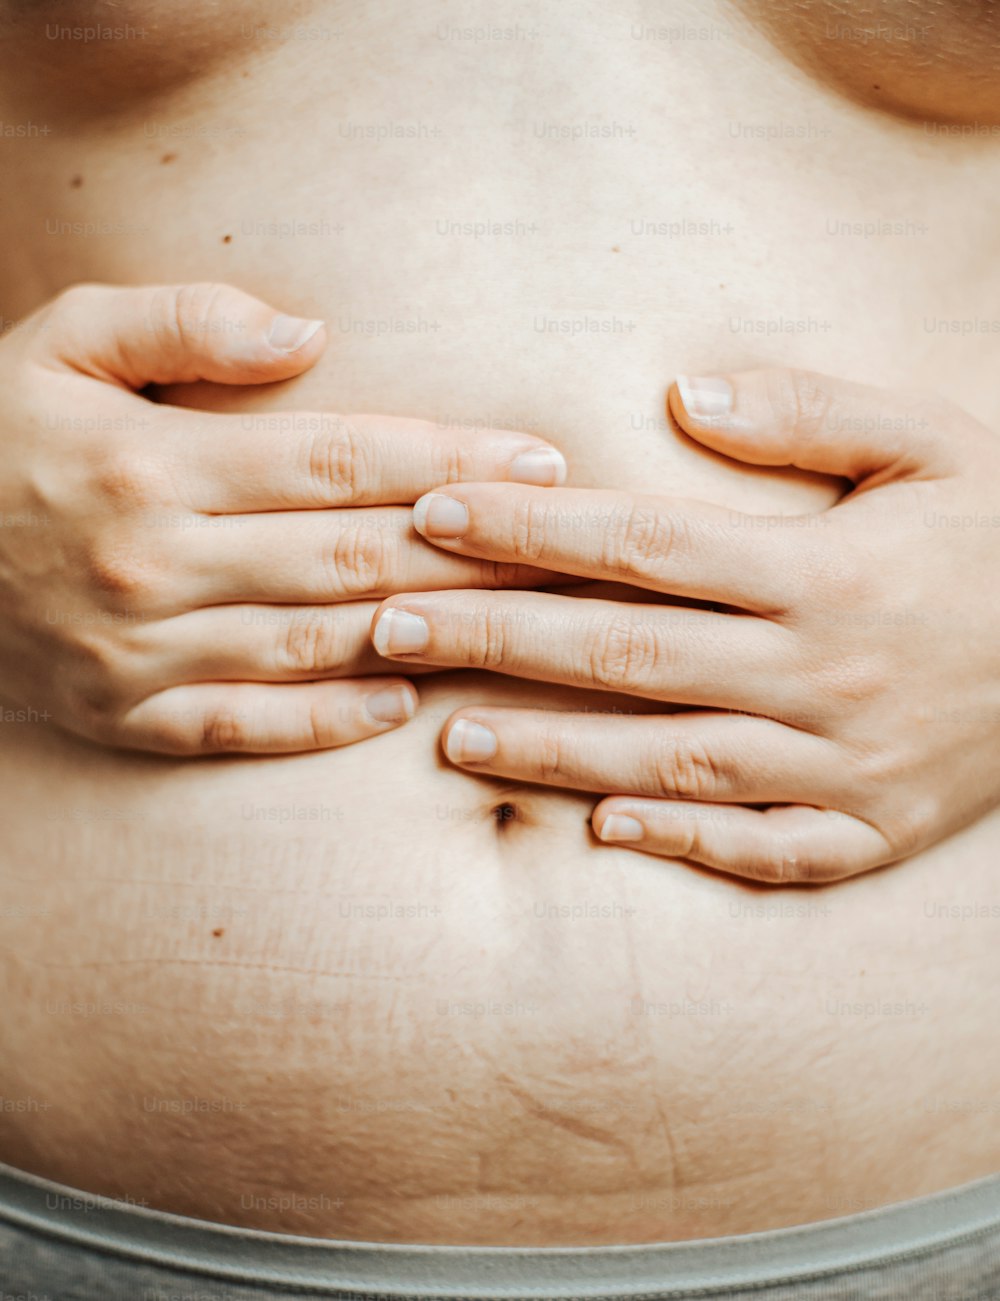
[372,370,1000,884]
[0,281,566,755]
[3,283,998,879]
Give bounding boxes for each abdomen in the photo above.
[1,671,997,1244]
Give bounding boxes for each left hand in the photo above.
[370,369,1000,883]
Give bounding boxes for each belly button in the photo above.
[492,802,520,829]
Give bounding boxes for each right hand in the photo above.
[0,282,567,755]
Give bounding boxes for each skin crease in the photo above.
[0,0,999,1245]
[730,0,1000,126]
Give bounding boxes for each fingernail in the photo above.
[372,609,430,657]
[268,314,324,353]
[509,447,568,486]
[445,719,498,764]
[413,493,469,539]
[676,375,732,420]
[365,686,416,725]
[597,814,645,843]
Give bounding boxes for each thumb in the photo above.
[30,282,325,389]
[669,368,955,484]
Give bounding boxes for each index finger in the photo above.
[169,410,567,513]
[410,483,812,613]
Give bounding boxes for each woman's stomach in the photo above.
[1,0,1000,1243]
[1,664,999,1245]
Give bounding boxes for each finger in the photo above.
[170,411,568,513]
[592,800,891,884]
[148,603,390,681]
[437,708,836,803]
[31,282,327,389]
[410,482,798,611]
[113,678,418,756]
[187,509,562,606]
[670,369,962,483]
[371,591,797,715]
[146,603,444,683]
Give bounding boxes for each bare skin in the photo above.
[0,282,565,753]
[0,0,998,1245]
[377,367,1000,881]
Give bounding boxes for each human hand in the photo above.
[0,282,565,755]
[371,369,1000,882]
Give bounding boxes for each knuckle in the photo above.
[510,497,554,563]
[306,701,329,749]
[753,835,817,885]
[767,368,834,438]
[772,539,822,614]
[586,613,660,692]
[158,281,229,347]
[886,797,937,858]
[69,629,132,685]
[428,435,476,487]
[63,674,126,737]
[305,416,374,504]
[757,854,806,886]
[536,727,567,782]
[91,448,166,509]
[788,540,871,624]
[848,738,899,790]
[328,520,394,596]
[461,601,508,669]
[652,737,721,801]
[200,706,253,752]
[84,538,160,605]
[279,612,344,674]
[812,651,888,707]
[475,558,521,588]
[606,504,681,580]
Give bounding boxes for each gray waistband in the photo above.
[1,1161,999,1298]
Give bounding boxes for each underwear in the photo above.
[1,1160,999,1299]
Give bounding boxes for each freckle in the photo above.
[222,234,232,244]
[160,152,178,165]
[872,85,881,91]
[212,928,224,938]
[611,245,620,253]
[70,174,83,189]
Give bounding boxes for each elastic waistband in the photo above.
[2,1162,1000,1298]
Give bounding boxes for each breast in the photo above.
[732,0,1000,125]
[0,0,332,108]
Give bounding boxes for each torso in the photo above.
[0,0,998,1245]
